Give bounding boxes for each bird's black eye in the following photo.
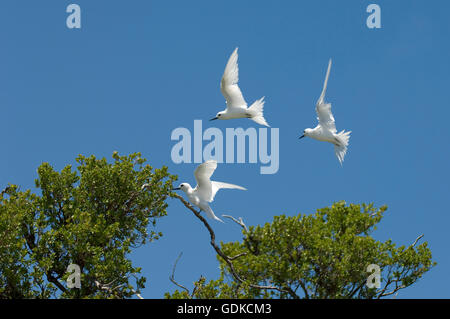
[218,114,221,117]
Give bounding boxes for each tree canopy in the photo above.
[166,201,435,299]
[0,152,176,298]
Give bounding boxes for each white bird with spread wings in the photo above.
[173,160,246,222]
[210,48,269,127]
[299,59,351,165]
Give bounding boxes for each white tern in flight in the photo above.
[210,48,269,126]
[173,160,246,222]
[299,59,351,165]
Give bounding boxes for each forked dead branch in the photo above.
[172,193,297,298]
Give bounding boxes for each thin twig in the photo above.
[95,274,144,299]
[169,252,190,295]
[222,215,248,232]
[409,234,424,248]
[228,252,247,261]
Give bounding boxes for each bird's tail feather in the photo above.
[203,205,224,223]
[334,130,351,165]
[247,97,269,127]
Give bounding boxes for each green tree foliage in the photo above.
[166,202,435,299]
[0,152,177,299]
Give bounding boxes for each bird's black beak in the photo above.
[210,117,218,121]
[172,187,181,191]
[299,134,305,139]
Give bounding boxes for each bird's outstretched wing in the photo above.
[316,59,336,133]
[209,181,246,202]
[317,59,332,106]
[194,160,217,202]
[220,48,247,111]
[316,102,336,133]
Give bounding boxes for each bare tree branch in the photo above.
[94,274,144,299]
[169,252,191,296]
[173,193,296,297]
[409,234,424,248]
[379,282,406,298]
[128,274,144,299]
[298,280,310,299]
[377,234,425,299]
[47,272,67,293]
[228,252,247,261]
[222,215,248,232]
[1,186,11,196]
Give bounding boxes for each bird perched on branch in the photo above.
[173,160,246,222]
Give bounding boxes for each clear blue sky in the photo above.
[1,1,449,298]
